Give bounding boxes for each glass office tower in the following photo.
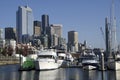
[16,6,33,43]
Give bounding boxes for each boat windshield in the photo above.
[82,55,97,60]
[58,56,65,60]
[38,55,54,59]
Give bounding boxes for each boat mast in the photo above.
[110,0,117,54]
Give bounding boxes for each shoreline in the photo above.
[0,61,19,66]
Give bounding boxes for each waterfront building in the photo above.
[68,31,79,52]
[0,39,5,48]
[41,14,49,35]
[5,27,16,40]
[45,26,53,48]
[58,37,67,51]
[52,34,58,47]
[0,28,4,39]
[40,34,48,48]
[5,39,16,54]
[48,24,63,48]
[16,6,33,44]
[34,21,41,37]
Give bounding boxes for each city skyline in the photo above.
[0,0,120,49]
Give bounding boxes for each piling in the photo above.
[99,52,105,71]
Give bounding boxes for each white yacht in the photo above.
[57,53,68,67]
[35,49,60,70]
[81,51,99,70]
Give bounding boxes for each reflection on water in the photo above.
[36,70,58,80]
[1,65,120,80]
[115,71,120,80]
[19,71,35,80]
[34,68,81,80]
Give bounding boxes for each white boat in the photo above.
[81,54,99,66]
[35,49,60,70]
[81,52,99,69]
[57,53,68,67]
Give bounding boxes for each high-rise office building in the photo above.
[41,14,49,35]
[68,31,78,52]
[52,34,58,47]
[34,21,41,37]
[5,27,16,40]
[50,24,62,37]
[16,6,33,43]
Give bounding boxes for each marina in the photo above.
[1,0,120,80]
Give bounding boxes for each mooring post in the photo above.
[101,53,105,70]
[100,52,105,71]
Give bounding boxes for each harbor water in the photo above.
[0,64,120,80]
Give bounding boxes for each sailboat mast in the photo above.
[110,0,117,53]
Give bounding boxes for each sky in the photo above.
[0,0,120,49]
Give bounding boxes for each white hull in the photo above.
[83,65,96,70]
[35,59,60,70]
[82,60,98,64]
[107,61,120,70]
[57,60,68,67]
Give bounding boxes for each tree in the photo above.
[7,45,13,56]
[1,47,7,56]
[22,45,28,56]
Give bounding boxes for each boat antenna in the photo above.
[23,0,28,7]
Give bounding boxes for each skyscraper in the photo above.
[5,27,16,40]
[16,6,33,43]
[68,31,78,52]
[50,24,62,37]
[41,14,49,35]
[34,21,41,37]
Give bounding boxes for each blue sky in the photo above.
[0,0,120,49]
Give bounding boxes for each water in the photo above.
[0,65,120,80]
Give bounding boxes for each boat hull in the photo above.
[107,61,120,70]
[83,65,96,70]
[57,60,68,68]
[35,60,60,70]
[82,59,99,67]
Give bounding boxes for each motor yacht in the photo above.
[35,49,60,70]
